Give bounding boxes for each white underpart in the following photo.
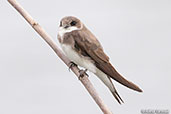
[61,44,114,92]
[61,44,97,73]
[59,27,114,92]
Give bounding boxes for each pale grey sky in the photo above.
[0,0,171,114]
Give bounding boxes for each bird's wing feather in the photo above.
[70,30,142,92]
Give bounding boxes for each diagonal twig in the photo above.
[7,0,113,114]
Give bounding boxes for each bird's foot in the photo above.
[78,69,88,80]
[68,61,77,71]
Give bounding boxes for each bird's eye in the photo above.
[70,21,77,26]
[60,21,62,27]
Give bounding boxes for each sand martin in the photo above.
[57,16,142,104]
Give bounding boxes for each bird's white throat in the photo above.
[58,26,79,38]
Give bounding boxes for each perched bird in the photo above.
[57,16,142,104]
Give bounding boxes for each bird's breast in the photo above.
[61,44,96,73]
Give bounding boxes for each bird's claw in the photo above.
[68,61,77,71]
[78,69,88,80]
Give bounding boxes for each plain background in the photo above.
[0,0,171,114]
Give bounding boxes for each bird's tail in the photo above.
[108,77,124,104]
[95,68,124,104]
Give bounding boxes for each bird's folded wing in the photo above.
[71,30,142,92]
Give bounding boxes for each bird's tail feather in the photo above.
[95,68,124,104]
[111,90,124,104]
[108,77,124,104]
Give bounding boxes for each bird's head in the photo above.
[59,16,83,32]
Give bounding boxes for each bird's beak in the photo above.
[64,25,69,29]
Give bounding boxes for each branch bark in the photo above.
[7,0,113,114]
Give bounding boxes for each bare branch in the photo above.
[7,0,113,114]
